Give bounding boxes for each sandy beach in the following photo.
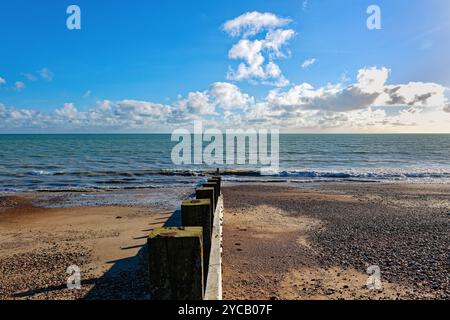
[222,182,450,300]
[1,182,449,300]
[0,188,191,300]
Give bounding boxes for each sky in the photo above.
[0,0,450,133]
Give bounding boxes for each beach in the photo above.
[222,182,450,300]
[0,188,191,300]
[1,181,448,300]
[2,0,450,307]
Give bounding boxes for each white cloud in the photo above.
[22,73,38,81]
[264,66,447,114]
[0,77,6,85]
[223,11,291,38]
[301,58,317,69]
[1,67,449,132]
[225,12,294,87]
[116,100,172,119]
[0,103,46,128]
[228,39,265,80]
[15,81,25,91]
[302,1,309,11]
[266,82,380,112]
[340,72,351,83]
[39,68,54,81]
[176,91,216,115]
[55,103,83,120]
[356,67,390,93]
[53,100,173,129]
[20,68,53,82]
[209,82,253,110]
[264,29,295,58]
[378,82,447,107]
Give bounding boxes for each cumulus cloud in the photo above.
[1,67,449,132]
[225,11,294,87]
[265,66,447,114]
[209,82,253,110]
[2,10,449,133]
[0,82,249,130]
[356,67,390,93]
[265,81,379,112]
[116,100,172,119]
[0,103,47,128]
[55,103,84,120]
[378,82,447,107]
[223,11,291,38]
[176,91,216,116]
[264,29,295,58]
[174,82,253,116]
[301,58,317,69]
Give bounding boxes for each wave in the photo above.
[23,169,208,177]
[1,167,448,193]
[18,168,450,179]
[27,170,55,176]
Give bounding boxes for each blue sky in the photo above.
[0,0,449,132]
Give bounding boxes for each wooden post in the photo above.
[147,227,204,300]
[208,177,221,196]
[203,182,219,208]
[196,187,215,226]
[181,199,212,286]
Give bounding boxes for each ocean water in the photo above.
[0,134,449,192]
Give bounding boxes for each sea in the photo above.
[1,134,449,192]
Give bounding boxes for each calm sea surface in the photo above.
[0,134,449,192]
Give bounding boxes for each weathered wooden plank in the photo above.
[147,227,204,300]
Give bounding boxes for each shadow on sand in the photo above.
[82,208,182,300]
[12,209,182,300]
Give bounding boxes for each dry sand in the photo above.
[222,183,450,300]
[0,193,176,300]
[1,182,449,301]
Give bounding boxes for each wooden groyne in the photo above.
[147,174,223,300]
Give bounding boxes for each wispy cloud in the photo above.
[22,73,38,81]
[301,58,317,69]
[0,77,6,85]
[14,81,25,91]
[21,68,54,82]
[302,0,309,11]
[39,68,54,81]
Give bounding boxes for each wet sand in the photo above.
[0,190,187,300]
[222,183,450,300]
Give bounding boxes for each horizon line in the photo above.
[1,132,450,135]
